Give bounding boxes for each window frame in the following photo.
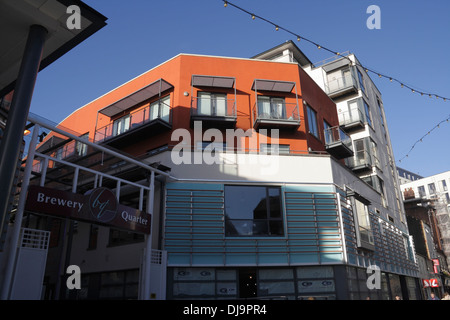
[306,104,319,139]
[224,185,284,237]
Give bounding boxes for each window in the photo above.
[198,92,227,116]
[363,100,372,127]
[357,70,366,95]
[257,96,286,119]
[440,180,448,192]
[76,133,89,157]
[260,144,290,155]
[323,121,332,144]
[349,191,374,250]
[306,105,319,138]
[445,193,450,204]
[377,97,387,140]
[225,185,283,237]
[418,186,426,198]
[428,183,436,195]
[112,115,130,136]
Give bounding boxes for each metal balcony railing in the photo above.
[191,97,236,118]
[94,100,170,143]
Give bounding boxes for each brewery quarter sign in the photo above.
[25,185,151,234]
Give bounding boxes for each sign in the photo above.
[422,279,439,288]
[432,259,440,274]
[25,185,151,234]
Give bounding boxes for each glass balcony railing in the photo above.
[252,101,300,127]
[338,108,364,128]
[324,126,353,159]
[325,74,358,97]
[324,126,352,148]
[94,99,170,143]
[346,149,373,170]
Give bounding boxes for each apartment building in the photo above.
[19,43,421,300]
[401,171,450,267]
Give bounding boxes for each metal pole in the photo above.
[142,171,155,299]
[0,25,47,250]
[0,123,41,299]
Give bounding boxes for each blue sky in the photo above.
[29,0,450,177]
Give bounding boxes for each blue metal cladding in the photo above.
[164,183,344,266]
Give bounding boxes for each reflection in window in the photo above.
[306,105,319,138]
[225,186,283,237]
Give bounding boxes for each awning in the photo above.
[99,78,173,117]
[0,0,107,97]
[191,75,235,88]
[252,79,296,93]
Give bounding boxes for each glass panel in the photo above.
[259,269,294,280]
[215,95,226,116]
[216,269,236,280]
[258,96,271,118]
[225,186,283,237]
[173,282,215,296]
[173,268,215,281]
[271,98,285,119]
[160,96,170,122]
[198,92,212,115]
[296,266,334,279]
[260,281,295,294]
[217,283,237,296]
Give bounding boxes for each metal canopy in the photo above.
[252,79,296,93]
[0,0,107,97]
[191,75,235,88]
[98,78,173,117]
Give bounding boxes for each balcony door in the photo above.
[112,115,130,137]
[257,96,285,119]
[327,68,351,93]
[198,92,226,116]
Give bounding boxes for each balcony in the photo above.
[345,149,373,173]
[252,101,300,130]
[190,96,237,128]
[94,98,171,148]
[338,108,365,131]
[325,74,358,99]
[324,126,353,159]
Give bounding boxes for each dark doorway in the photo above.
[239,269,257,298]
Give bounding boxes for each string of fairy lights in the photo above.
[221,0,450,164]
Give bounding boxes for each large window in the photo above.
[349,192,374,250]
[306,104,319,138]
[225,186,283,237]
